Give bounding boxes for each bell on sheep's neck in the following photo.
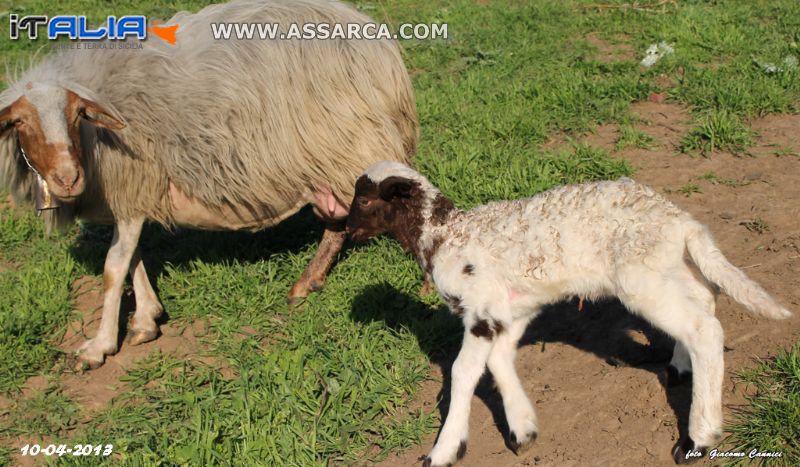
[33,174,61,215]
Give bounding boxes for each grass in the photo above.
[0,0,799,464]
[676,183,701,197]
[741,218,771,235]
[615,125,656,151]
[697,171,745,188]
[724,344,800,465]
[0,207,80,393]
[680,109,756,156]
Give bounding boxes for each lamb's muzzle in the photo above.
[348,161,792,467]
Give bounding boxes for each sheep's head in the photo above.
[346,161,428,252]
[0,82,125,201]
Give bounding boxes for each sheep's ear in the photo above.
[70,92,126,130]
[379,176,418,201]
[0,103,18,137]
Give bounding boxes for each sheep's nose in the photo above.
[54,168,80,190]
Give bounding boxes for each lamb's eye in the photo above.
[357,198,371,208]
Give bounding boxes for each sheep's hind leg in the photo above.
[76,218,144,369]
[287,222,346,305]
[127,248,163,346]
[487,316,538,454]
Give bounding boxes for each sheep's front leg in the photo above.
[487,316,538,454]
[287,222,346,305]
[76,218,144,369]
[425,328,493,467]
[126,248,163,346]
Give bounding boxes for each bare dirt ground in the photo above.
[380,102,800,467]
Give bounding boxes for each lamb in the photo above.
[0,0,417,369]
[345,161,792,466]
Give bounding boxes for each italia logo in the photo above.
[8,15,179,45]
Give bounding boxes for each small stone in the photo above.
[744,171,762,181]
[719,212,735,220]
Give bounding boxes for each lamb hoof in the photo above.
[672,436,707,464]
[309,281,325,292]
[421,441,466,467]
[419,279,435,297]
[456,441,467,460]
[509,431,538,455]
[665,365,692,387]
[421,456,453,467]
[127,328,159,346]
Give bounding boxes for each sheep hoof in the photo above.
[665,365,692,387]
[509,431,537,455]
[671,436,707,464]
[287,295,307,308]
[75,355,104,371]
[127,328,159,346]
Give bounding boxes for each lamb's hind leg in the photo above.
[667,261,720,386]
[487,315,538,454]
[667,341,693,387]
[287,222,346,305]
[619,272,723,464]
[127,248,164,346]
[76,218,144,369]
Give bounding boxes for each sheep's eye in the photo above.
[357,198,371,208]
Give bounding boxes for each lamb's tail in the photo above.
[685,221,792,319]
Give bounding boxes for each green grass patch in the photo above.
[0,206,81,393]
[724,344,800,465]
[616,125,656,151]
[680,110,755,156]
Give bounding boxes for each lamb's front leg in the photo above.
[76,218,144,369]
[425,325,494,467]
[487,316,538,454]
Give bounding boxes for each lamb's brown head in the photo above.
[347,162,427,248]
[0,82,125,200]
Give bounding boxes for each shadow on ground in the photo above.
[350,283,693,454]
[69,206,326,279]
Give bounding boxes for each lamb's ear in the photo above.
[0,103,18,137]
[379,176,418,201]
[69,91,126,130]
